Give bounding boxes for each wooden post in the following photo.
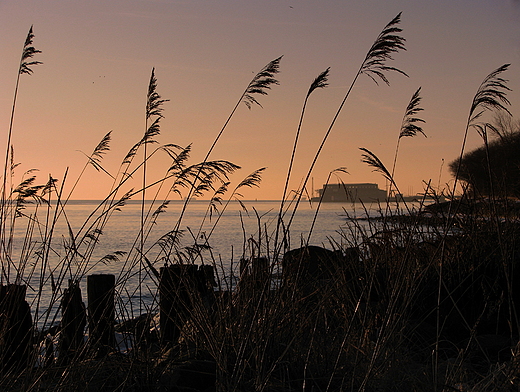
[59,279,86,363]
[0,284,33,372]
[239,258,248,278]
[87,274,115,356]
[198,265,216,315]
[159,265,199,347]
[252,257,269,288]
[237,257,269,297]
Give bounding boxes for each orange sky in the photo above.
[1,1,520,201]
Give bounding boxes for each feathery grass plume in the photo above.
[165,145,192,182]
[192,176,214,198]
[122,141,140,165]
[473,122,491,142]
[360,147,392,183]
[156,229,184,254]
[41,175,58,199]
[399,87,425,139]
[114,189,133,211]
[456,71,512,194]
[142,117,162,145]
[199,160,241,179]
[180,243,212,263]
[19,26,43,75]
[307,67,330,97]
[435,65,512,385]
[205,56,282,162]
[105,141,186,205]
[477,121,503,143]
[91,131,112,164]
[213,181,229,203]
[10,146,19,173]
[146,68,169,119]
[469,64,511,125]
[472,123,498,200]
[13,176,45,217]
[207,182,229,220]
[197,168,265,246]
[142,69,168,172]
[170,160,240,196]
[285,13,407,241]
[119,69,168,168]
[360,12,407,85]
[63,131,115,207]
[235,167,266,196]
[161,143,188,161]
[243,56,282,109]
[80,131,114,177]
[85,228,103,244]
[99,250,126,265]
[152,200,170,219]
[139,69,168,209]
[283,69,330,187]
[360,147,413,228]
[390,87,426,189]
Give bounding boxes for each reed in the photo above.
[390,87,426,190]
[282,12,407,252]
[1,16,520,392]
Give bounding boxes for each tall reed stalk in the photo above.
[274,68,330,255]
[282,12,407,251]
[1,26,42,285]
[167,56,282,261]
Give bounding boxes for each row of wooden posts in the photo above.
[0,263,226,372]
[0,247,343,372]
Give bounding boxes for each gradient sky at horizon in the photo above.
[1,1,520,201]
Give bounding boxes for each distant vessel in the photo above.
[312,183,387,203]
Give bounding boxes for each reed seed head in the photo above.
[243,56,282,109]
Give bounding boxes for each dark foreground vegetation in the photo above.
[4,198,520,392]
[2,14,520,392]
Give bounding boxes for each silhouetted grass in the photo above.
[2,16,520,392]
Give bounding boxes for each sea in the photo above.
[8,199,396,330]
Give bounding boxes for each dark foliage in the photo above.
[449,129,520,198]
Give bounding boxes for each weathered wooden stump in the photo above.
[159,264,215,347]
[159,265,197,346]
[198,265,217,296]
[238,257,270,295]
[282,246,339,284]
[87,274,115,356]
[0,284,33,372]
[281,245,354,299]
[252,257,269,283]
[198,264,217,312]
[59,279,86,363]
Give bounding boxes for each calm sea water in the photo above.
[9,199,387,329]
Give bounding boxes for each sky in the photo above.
[1,0,520,201]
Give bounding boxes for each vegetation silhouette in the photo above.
[3,15,520,392]
[449,112,520,198]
